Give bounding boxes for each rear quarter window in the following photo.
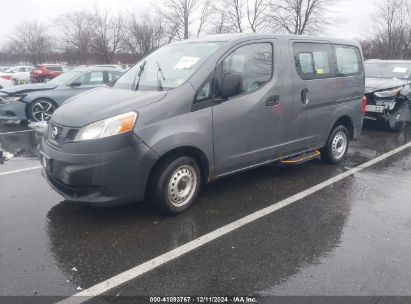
[293,42,334,80]
[334,45,362,76]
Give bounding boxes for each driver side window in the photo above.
[221,43,273,98]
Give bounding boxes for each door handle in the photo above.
[301,88,310,105]
[266,95,280,106]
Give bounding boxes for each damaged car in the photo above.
[0,66,123,125]
[364,60,411,130]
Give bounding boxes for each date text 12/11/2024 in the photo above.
[149,296,258,303]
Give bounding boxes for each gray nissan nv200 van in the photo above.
[40,34,365,214]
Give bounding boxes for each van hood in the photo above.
[52,87,167,127]
[0,83,57,95]
[365,77,408,93]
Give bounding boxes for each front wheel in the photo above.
[321,125,349,164]
[28,99,57,122]
[149,156,201,214]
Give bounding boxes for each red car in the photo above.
[30,64,64,83]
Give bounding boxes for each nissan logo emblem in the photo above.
[51,126,59,139]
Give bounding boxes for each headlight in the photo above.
[0,95,23,104]
[374,87,402,98]
[74,112,138,142]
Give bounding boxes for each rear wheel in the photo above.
[149,155,201,214]
[28,99,57,122]
[321,125,349,164]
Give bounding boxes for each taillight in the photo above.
[0,75,12,80]
[361,96,367,114]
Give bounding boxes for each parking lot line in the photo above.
[0,166,42,176]
[56,141,411,304]
[0,130,35,135]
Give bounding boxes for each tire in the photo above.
[321,125,350,164]
[28,99,57,122]
[149,155,201,214]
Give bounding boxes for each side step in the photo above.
[280,150,321,165]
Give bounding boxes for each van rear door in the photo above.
[288,41,336,153]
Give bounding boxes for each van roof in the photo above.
[171,33,360,47]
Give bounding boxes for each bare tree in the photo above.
[124,13,166,58]
[11,21,51,64]
[246,0,269,32]
[268,0,338,35]
[196,0,215,37]
[90,7,124,63]
[373,0,410,58]
[154,0,198,39]
[55,12,92,64]
[209,9,236,33]
[216,0,245,32]
[359,0,411,60]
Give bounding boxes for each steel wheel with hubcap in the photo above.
[168,165,198,207]
[150,155,201,214]
[321,125,350,164]
[29,99,57,122]
[331,131,348,160]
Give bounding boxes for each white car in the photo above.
[0,77,13,89]
[0,66,34,84]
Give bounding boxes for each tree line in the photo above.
[359,0,411,60]
[0,0,410,65]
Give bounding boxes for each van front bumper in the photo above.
[40,134,159,206]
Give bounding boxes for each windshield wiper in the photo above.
[135,60,147,90]
[156,61,166,91]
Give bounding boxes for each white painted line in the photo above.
[0,166,42,176]
[0,130,35,135]
[57,141,411,304]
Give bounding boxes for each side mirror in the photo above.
[70,82,81,87]
[220,73,243,99]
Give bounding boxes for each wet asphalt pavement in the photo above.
[1,121,411,303]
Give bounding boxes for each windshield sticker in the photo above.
[392,67,408,73]
[174,57,200,70]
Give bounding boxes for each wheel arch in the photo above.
[147,146,211,188]
[330,115,354,139]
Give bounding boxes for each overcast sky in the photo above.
[0,0,378,45]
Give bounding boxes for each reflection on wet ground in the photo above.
[1,121,411,299]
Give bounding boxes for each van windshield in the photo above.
[365,62,411,79]
[114,42,222,91]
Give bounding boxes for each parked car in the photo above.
[39,34,365,214]
[364,60,411,130]
[30,64,64,83]
[0,66,13,72]
[0,77,13,89]
[0,66,123,125]
[0,66,33,84]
